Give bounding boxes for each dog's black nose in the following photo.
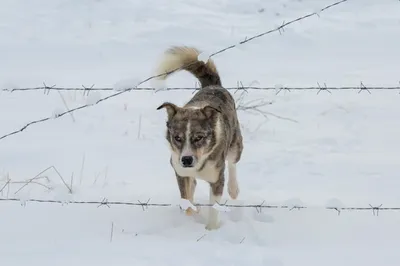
[181,156,194,167]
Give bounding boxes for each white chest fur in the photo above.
[171,151,220,183]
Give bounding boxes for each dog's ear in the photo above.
[202,105,221,119]
[157,102,179,120]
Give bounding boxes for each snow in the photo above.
[113,78,140,91]
[85,90,102,105]
[198,51,212,64]
[1,0,400,265]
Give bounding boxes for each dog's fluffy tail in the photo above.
[154,46,221,88]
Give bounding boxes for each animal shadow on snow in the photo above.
[125,200,275,243]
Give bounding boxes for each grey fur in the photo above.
[156,46,243,230]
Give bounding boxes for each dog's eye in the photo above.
[193,136,203,142]
[174,136,182,142]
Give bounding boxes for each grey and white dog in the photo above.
[155,46,243,230]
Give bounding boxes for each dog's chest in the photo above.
[171,155,220,183]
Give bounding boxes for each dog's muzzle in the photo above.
[181,156,194,168]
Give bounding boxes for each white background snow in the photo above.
[1,0,400,265]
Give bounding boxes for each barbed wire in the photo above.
[2,84,400,94]
[0,0,350,142]
[0,197,398,216]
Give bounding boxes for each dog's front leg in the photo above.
[205,170,225,230]
[175,173,197,216]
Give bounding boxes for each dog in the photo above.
[155,46,243,230]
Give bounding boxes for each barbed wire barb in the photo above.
[317,82,331,94]
[137,198,152,211]
[43,82,56,95]
[333,207,342,216]
[191,81,200,94]
[289,205,305,211]
[82,84,95,96]
[98,197,110,208]
[255,200,266,213]
[369,204,383,216]
[278,20,286,35]
[234,80,248,94]
[358,81,371,94]
[275,85,290,95]
[0,0,351,142]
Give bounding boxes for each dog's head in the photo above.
[157,102,221,168]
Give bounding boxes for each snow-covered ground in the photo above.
[1,0,400,265]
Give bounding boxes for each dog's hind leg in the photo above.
[227,154,240,200]
[227,160,239,200]
[227,139,243,200]
[176,173,198,216]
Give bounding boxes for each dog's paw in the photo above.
[228,182,239,200]
[185,207,199,216]
[205,221,221,231]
